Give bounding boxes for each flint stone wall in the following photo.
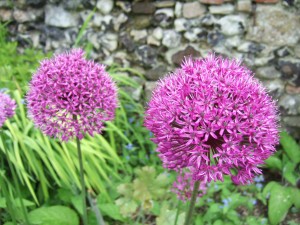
[1,0,300,137]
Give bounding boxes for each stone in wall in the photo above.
[45,5,80,28]
[154,8,174,27]
[132,2,155,14]
[217,15,247,36]
[96,0,114,14]
[133,16,152,30]
[236,0,252,12]
[145,81,157,102]
[155,1,175,8]
[135,45,158,67]
[182,2,206,18]
[263,79,285,99]
[200,0,224,4]
[209,4,234,14]
[246,5,300,46]
[278,59,300,85]
[170,45,201,66]
[63,0,82,10]
[13,8,43,23]
[279,94,300,115]
[145,64,168,81]
[256,66,281,80]
[116,1,131,13]
[162,30,181,48]
[207,31,224,46]
[0,9,12,21]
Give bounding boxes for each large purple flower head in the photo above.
[27,49,118,141]
[145,54,279,185]
[0,92,16,128]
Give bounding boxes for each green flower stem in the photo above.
[1,133,30,225]
[87,191,105,225]
[183,180,200,225]
[76,137,88,225]
[174,198,182,225]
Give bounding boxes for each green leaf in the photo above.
[71,195,83,215]
[0,197,6,208]
[213,220,224,225]
[150,201,161,216]
[28,206,79,225]
[156,206,185,225]
[265,156,282,171]
[195,215,204,225]
[268,185,293,225]
[98,203,124,221]
[117,183,133,198]
[57,188,73,203]
[12,198,35,208]
[226,210,240,224]
[262,181,279,200]
[290,187,300,208]
[280,132,300,163]
[203,204,221,222]
[4,222,14,225]
[246,217,262,225]
[282,162,297,185]
[115,197,138,217]
[223,193,248,213]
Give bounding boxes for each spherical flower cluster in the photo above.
[27,49,118,141]
[145,54,279,185]
[172,169,207,201]
[0,93,16,128]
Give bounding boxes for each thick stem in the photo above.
[183,180,200,225]
[76,137,88,225]
[87,191,105,225]
[174,198,182,225]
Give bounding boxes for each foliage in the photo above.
[263,132,300,225]
[115,166,172,219]
[156,203,185,225]
[28,206,79,225]
[107,65,158,169]
[193,177,258,225]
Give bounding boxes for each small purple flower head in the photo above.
[0,93,16,128]
[145,54,279,185]
[172,169,207,201]
[27,49,118,141]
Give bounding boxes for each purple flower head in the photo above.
[145,54,279,185]
[172,168,207,201]
[27,49,118,141]
[0,93,16,128]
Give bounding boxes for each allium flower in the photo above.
[172,169,207,201]
[27,49,117,141]
[145,54,279,185]
[0,93,16,128]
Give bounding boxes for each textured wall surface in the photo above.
[1,0,300,136]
